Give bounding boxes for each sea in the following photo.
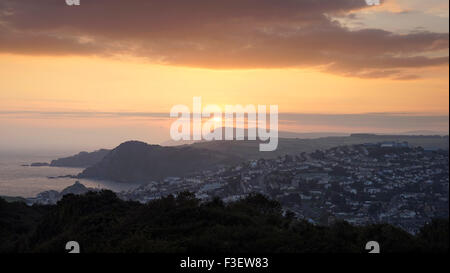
[0,152,140,198]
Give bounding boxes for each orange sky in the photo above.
[0,0,448,151]
[0,54,448,114]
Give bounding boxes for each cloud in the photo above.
[1,110,447,137]
[279,112,449,130]
[0,0,448,79]
[0,110,169,119]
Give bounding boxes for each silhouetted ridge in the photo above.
[50,149,110,168]
[78,141,240,183]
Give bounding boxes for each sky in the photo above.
[0,0,448,152]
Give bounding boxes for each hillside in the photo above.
[0,191,447,253]
[78,141,241,183]
[50,149,110,168]
[71,135,449,182]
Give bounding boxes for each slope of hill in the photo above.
[50,149,110,168]
[78,141,241,183]
[74,135,448,182]
[0,191,447,253]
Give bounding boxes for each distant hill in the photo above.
[189,134,449,160]
[161,129,349,146]
[399,130,449,136]
[75,135,449,182]
[50,149,110,168]
[46,134,448,170]
[78,141,241,183]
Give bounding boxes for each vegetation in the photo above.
[0,191,448,253]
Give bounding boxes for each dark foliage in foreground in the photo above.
[0,191,448,253]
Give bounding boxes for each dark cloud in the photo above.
[0,0,447,79]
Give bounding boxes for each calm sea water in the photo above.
[0,153,140,198]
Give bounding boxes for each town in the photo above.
[28,141,449,234]
[116,141,449,234]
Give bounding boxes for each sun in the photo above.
[211,117,222,123]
